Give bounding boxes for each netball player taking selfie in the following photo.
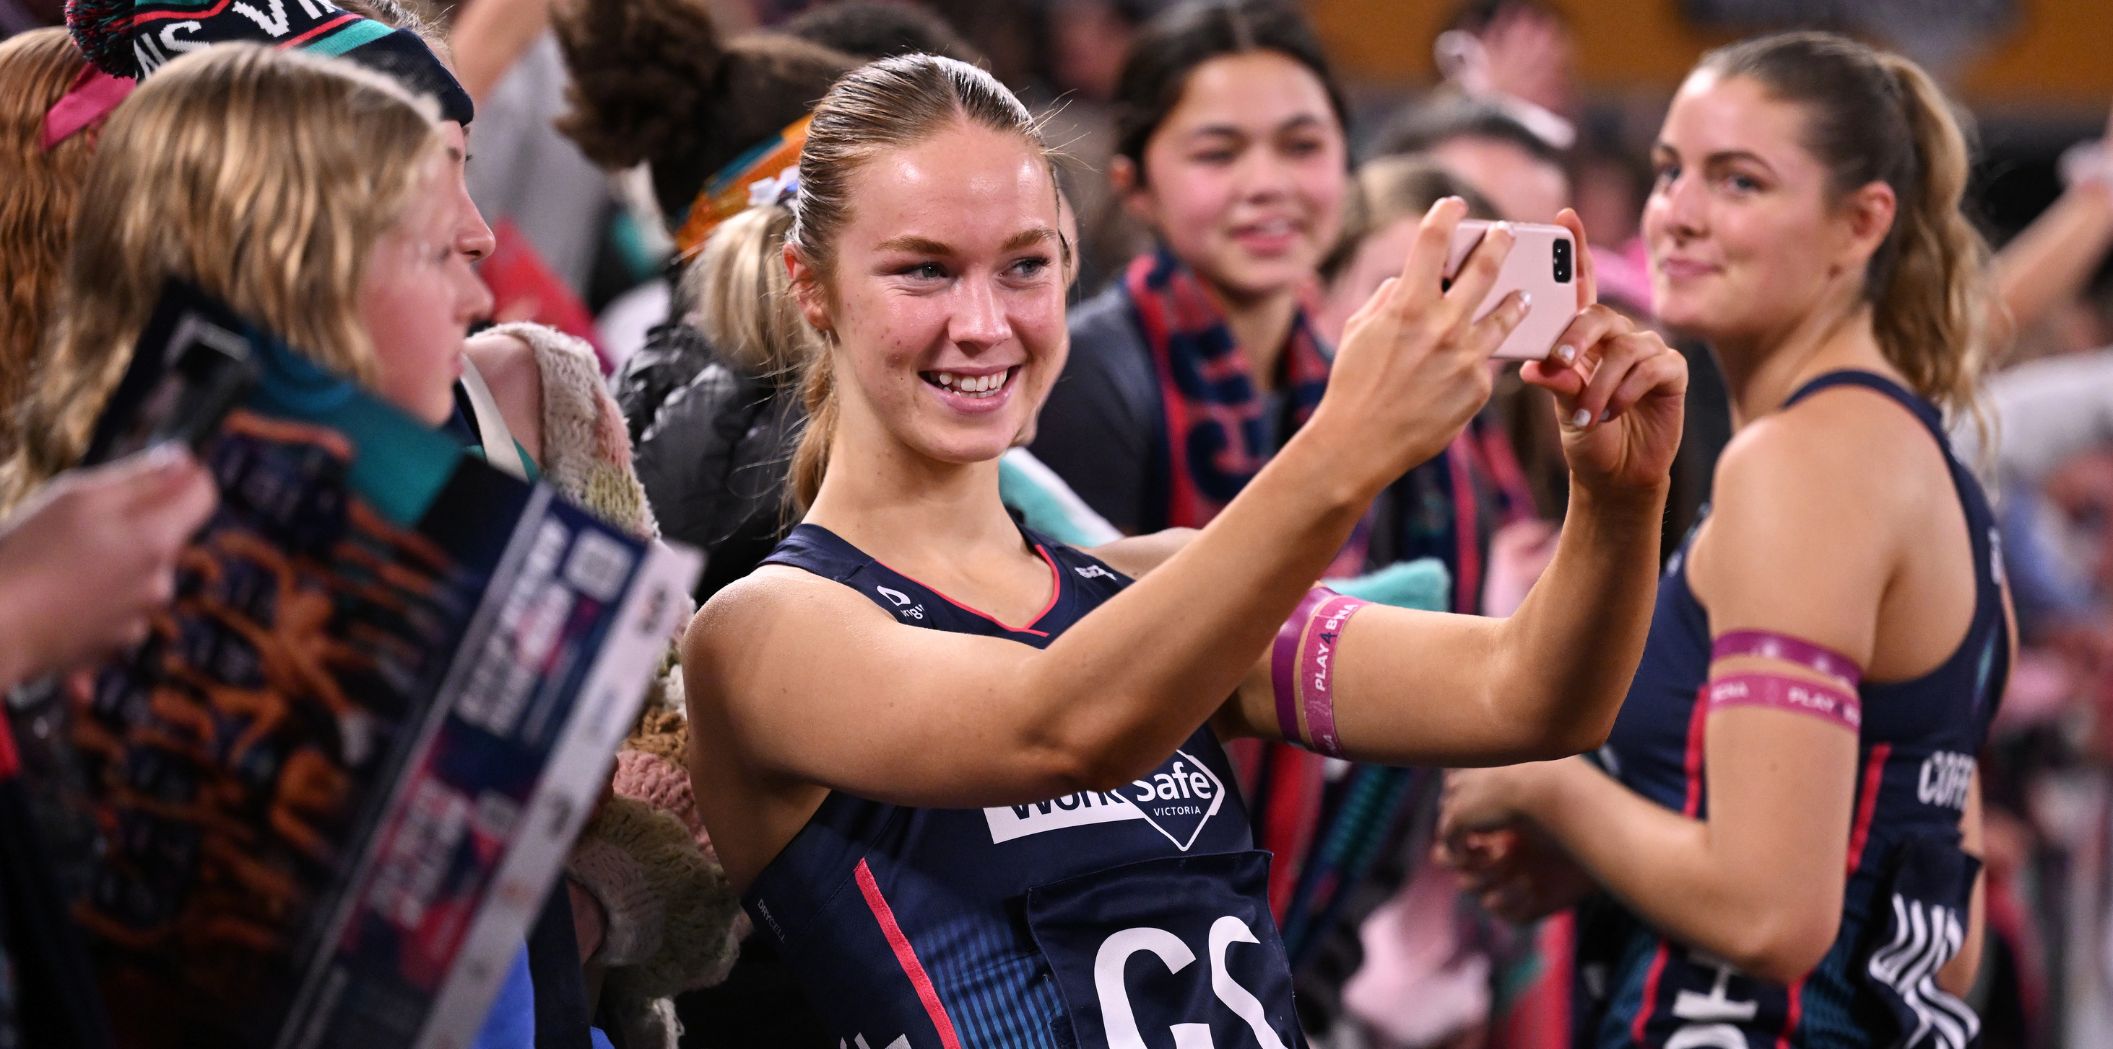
[682,53,1686,1047]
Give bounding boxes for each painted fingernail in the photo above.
[1517,292,1532,310]
[1600,409,1614,423]
[1492,221,1514,238]
[1557,344,1577,363]
[1570,408,1592,429]
[141,443,191,473]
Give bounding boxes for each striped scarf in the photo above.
[1124,248,1333,531]
[1125,247,1353,919]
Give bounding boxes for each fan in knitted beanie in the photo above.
[65,0,473,125]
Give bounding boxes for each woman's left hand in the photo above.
[1520,210,1687,496]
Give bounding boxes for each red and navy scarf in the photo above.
[1125,249,1333,531]
[1126,247,1355,917]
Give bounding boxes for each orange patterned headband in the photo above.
[672,115,811,259]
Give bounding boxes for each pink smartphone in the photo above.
[1441,220,1578,362]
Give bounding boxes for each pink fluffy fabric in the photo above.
[611,749,718,863]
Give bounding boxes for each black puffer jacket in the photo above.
[620,323,805,603]
[613,323,716,443]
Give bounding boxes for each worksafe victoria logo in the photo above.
[983,750,1226,851]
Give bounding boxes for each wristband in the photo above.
[1271,588,1367,756]
[1710,630,1861,688]
[1704,672,1861,732]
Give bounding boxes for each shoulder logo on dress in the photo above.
[983,749,1225,851]
[874,585,925,621]
[1073,563,1115,581]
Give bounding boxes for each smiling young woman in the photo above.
[679,50,1690,1048]
[1029,0,1352,540]
[1439,31,2011,1049]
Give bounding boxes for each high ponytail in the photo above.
[680,203,814,379]
[1700,31,1993,419]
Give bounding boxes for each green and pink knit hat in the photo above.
[66,0,474,125]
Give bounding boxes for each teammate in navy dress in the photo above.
[681,50,1688,1048]
[1438,32,2011,1049]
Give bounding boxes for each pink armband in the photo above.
[1271,588,1368,757]
[1703,673,1862,732]
[1711,630,1861,688]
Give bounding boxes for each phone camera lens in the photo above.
[1553,238,1573,284]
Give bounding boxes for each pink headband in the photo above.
[40,65,133,151]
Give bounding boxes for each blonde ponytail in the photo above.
[787,337,837,513]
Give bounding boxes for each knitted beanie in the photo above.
[65,0,474,124]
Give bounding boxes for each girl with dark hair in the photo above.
[683,49,1687,1047]
[1030,0,1354,540]
[1440,31,2012,1049]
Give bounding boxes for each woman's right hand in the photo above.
[1306,197,1529,492]
[0,447,217,688]
[1434,822,1597,925]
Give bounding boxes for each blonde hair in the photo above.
[335,0,443,52]
[0,29,100,464]
[2,44,442,511]
[680,202,816,378]
[785,54,1063,512]
[1700,31,1993,419]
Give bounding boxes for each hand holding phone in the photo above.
[1304,197,1533,490]
[1441,219,1578,361]
[1512,210,1689,496]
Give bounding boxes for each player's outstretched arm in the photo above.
[685,200,1530,812]
[1217,209,1688,767]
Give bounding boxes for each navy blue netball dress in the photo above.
[1576,372,2009,1049]
[745,523,1304,1049]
